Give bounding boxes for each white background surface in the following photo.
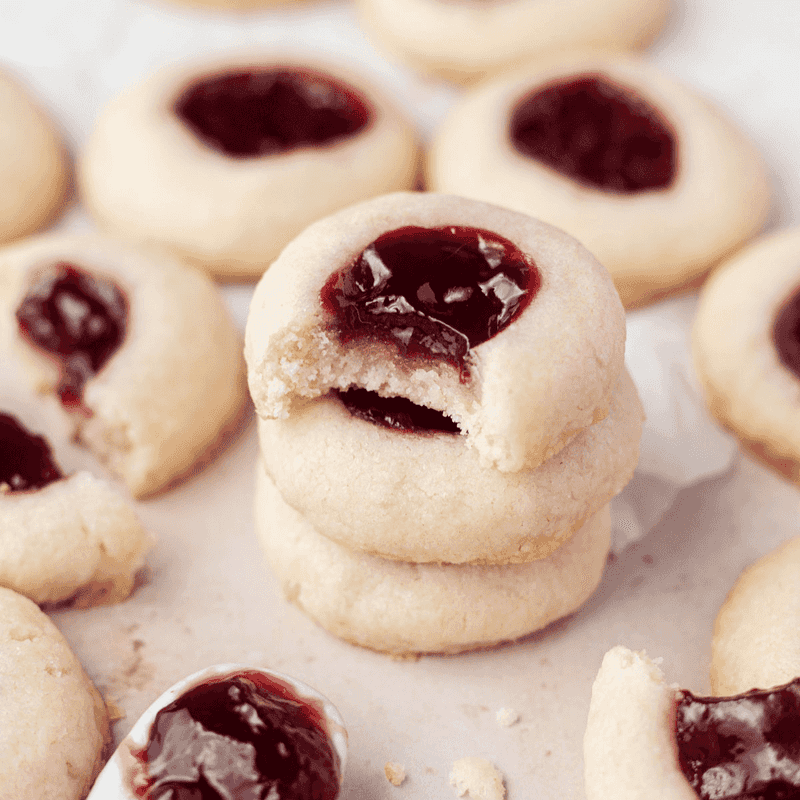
[3,0,800,797]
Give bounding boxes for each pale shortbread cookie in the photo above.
[0,470,153,607]
[710,536,800,696]
[78,53,420,279]
[583,647,696,800]
[246,192,626,474]
[426,51,772,308]
[0,586,111,799]
[0,233,248,497]
[693,227,800,484]
[0,69,70,245]
[356,0,670,83]
[255,465,612,655]
[257,369,642,564]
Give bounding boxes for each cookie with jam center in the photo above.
[426,51,772,308]
[78,53,420,279]
[245,192,626,474]
[693,227,800,484]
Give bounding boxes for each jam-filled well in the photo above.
[175,68,371,158]
[675,677,800,799]
[509,75,676,193]
[773,286,800,380]
[139,671,340,800]
[0,413,63,493]
[15,263,128,407]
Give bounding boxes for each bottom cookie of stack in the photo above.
[254,463,611,656]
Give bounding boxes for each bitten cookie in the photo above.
[78,53,420,279]
[0,233,248,497]
[246,192,626,474]
[426,51,772,308]
[710,536,800,697]
[0,411,152,606]
[693,227,800,483]
[355,0,670,83]
[0,69,70,244]
[257,368,642,564]
[255,465,612,655]
[0,586,111,799]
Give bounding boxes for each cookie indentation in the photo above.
[336,387,460,433]
[509,75,676,193]
[0,413,63,493]
[772,286,800,379]
[320,225,537,371]
[16,262,128,407]
[175,69,371,158]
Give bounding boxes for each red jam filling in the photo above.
[175,68,371,158]
[773,287,800,379]
[336,388,460,434]
[509,75,676,193]
[0,413,63,493]
[15,263,128,408]
[138,671,340,800]
[675,677,800,799]
[320,225,538,372]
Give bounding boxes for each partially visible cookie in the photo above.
[355,0,670,83]
[0,586,111,799]
[693,227,800,483]
[0,233,248,497]
[0,69,70,245]
[426,51,772,308]
[78,53,420,279]
[255,464,612,655]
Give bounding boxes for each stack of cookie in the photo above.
[245,192,644,655]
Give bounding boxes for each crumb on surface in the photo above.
[384,761,406,787]
[495,707,519,727]
[449,757,506,800]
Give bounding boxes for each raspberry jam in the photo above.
[336,388,460,434]
[0,413,63,493]
[320,225,537,371]
[675,677,800,799]
[15,263,128,408]
[139,671,340,800]
[773,288,800,378]
[509,75,676,193]
[175,68,371,158]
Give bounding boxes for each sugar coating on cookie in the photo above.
[0,586,111,799]
[0,69,70,245]
[711,536,800,697]
[246,192,626,474]
[255,465,612,655]
[426,51,772,308]
[78,53,420,279]
[0,233,248,497]
[355,0,670,83]
[693,227,800,483]
[258,368,642,564]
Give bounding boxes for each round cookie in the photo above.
[255,464,612,655]
[0,233,248,498]
[426,51,773,308]
[693,227,800,483]
[710,536,800,697]
[78,53,420,279]
[0,69,70,245]
[355,0,671,83]
[245,191,627,474]
[0,586,111,799]
[257,368,642,565]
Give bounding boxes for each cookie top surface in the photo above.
[246,191,626,473]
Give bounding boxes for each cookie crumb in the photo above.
[384,761,406,786]
[495,707,519,727]
[449,757,506,799]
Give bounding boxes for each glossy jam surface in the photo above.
[140,671,340,800]
[15,263,128,407]
[337,388,460,434]
[0,413,63,493]
[175,68,371,158]
[509,75,676,193]
[320,225,537,370]
[675,677,800,799]
[773,287,800,379]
